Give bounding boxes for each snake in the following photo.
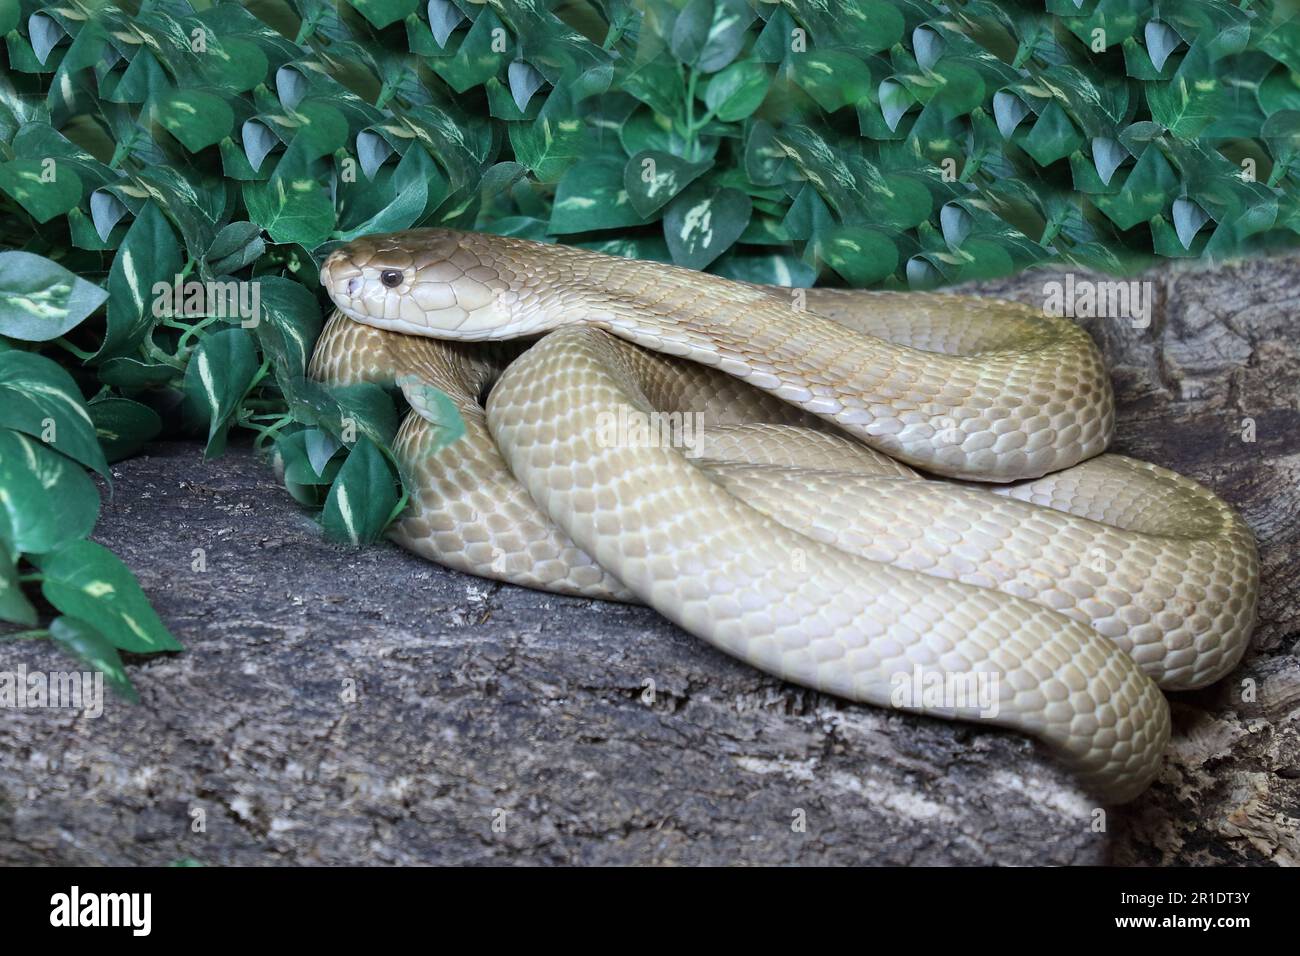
[308,228,1259,803]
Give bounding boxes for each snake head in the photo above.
[320,229,526,340]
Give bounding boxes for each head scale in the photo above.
[320,229,525,340]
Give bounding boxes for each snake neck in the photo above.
[509,267,1114,481]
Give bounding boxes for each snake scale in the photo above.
[308,228,1259,802]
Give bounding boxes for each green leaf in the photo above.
[620,59,686,117]
[1149,212,1198,257]
[672,0,753,73]
[49,615,139,703]
[97,202,182,360]
[744,120,793,186]
[204,221,265,276]
[0,158,82,222]
[156,90,234,152]
[782,183,835,241]
[0,350,109,478]
[320,437,400,545]
[825,0,905,52]
[275,428,340,507]
[704,60,770,122]
[201,37,268,94]
[1259,65,1300,117]
[1018,101,1083,166]
[791,51,878,113]
[1061,0,1141,48]
[0,250,107,341]
[105,47,170,104]
[328,383,401,446]
[0,430,98,556]
[739,213,790,245]
[623,151,712,219]
[1094,144,1179,230]
[508,109,586,185]
[68,206,121,251]
[1262,110,1300,173]
[428,8,509,92]
[88,397,162,463]
[929,61,986,120]
[181,327,260,457]
[335,145,435,241]
[256,276,324,380]
[478,161,528,201]
[284,434,340,485]
[0,0,18,35]
[131,165,223,259]
[550,159,649,234]
[620,107,716,161]
[1147,40,1223,139]
[663,183,752,269]
[96,357,178,389]
[305,427,343,476]
[243,175,334,248]
[10,124,115,189]
[345,0,419,29]
[483,216,550,241]
[949,237,1017,282]
[816,225,899,285]
[576,234,672,262]
[712,250,815,286]
[0,549,37,626]
[285,379,401,450]
[288,100,349,159]
[774,127,876,222]
[398,377,466,450]
[36,539,181,653]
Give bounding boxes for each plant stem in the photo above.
[173,314,222,356]
[52,337,96,362]
[141,338,186,370]
[247,414,296,451]
[0,628,50,641]
[684,68,700,161]
[245,353,274,393]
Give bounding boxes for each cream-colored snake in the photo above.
[308,229,1258,802]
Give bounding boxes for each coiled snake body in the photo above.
[311,229,1258,802]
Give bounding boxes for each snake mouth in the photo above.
[319,251,368,319]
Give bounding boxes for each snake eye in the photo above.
[379,269,404,288]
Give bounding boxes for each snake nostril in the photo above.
[346,277,361,296]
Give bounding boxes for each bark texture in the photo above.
[1,255,1296,865]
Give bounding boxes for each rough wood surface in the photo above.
[2,256,1297,865]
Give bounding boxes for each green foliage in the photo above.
[0,0,1298,695]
